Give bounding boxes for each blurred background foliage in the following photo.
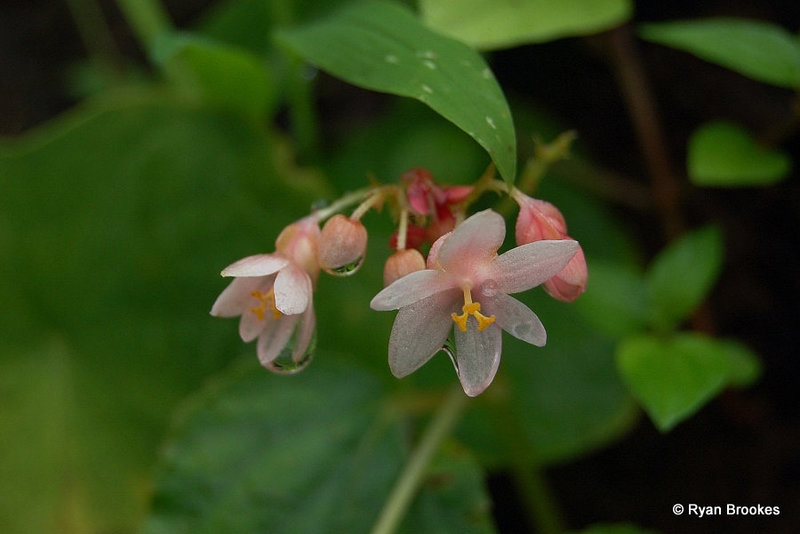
[0,1,797,533]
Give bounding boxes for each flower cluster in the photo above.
[211,167,587,395]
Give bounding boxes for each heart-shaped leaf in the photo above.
[616,333,759,431]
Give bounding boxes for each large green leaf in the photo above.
[142,359,495,534]
[616,333,759,431]
[687,121,791,187]
[645,225,723,331]
[420,0,632,50]
[639,18,800,89]
[275,0,517,184]
[0,90,308,534]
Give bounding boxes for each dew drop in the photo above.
[417,50,438,59]
[421,84,434,94]
[485,116,496,129]
[265,331,316,375]
[385,54,399,64]
[423,60,436,70]
[323,256,364,277]
[482,68,492,80]
[481,279,498,298]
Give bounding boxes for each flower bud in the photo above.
[318,214,368,277]
[275,216,321,281]
[383,248,426,286]
[543,242,587,302]
[514,193,567,245]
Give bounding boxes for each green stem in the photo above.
[65,0,124,74]
[115,0,173,51]
[371,387,469,534]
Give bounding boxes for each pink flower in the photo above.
[210,217,319,372]
[514,191,588,302]
[370,210,579,396]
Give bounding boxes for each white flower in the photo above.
[371,210,578,396]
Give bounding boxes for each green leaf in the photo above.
[717,339,761,387]
[420,0,632,50]
[616,334,728,431]
[0,91,309,534]
[616,333,755,431]
[275,0,517,184]
[143,360,495,534]
[688,121,791,187]
[575,260,648,339]
[639,18,800,88]
[646,225,724,331]
[153,32,276,119]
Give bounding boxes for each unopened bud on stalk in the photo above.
[318,214,368,277]
[513,191,587,302]
[383,248,426,286]
[543,245,587,302]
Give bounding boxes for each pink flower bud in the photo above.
[543,241,587,302]
[515,195,568,244]
[383,248,426,286]
[513,192,587,302]
[274,216,321,282]
[318,214,368,276]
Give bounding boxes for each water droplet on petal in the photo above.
[323,256,364,277]
[265,330,316,375]
[481,279,498,297]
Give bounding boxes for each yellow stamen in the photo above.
[451,288,495,332]
[250,289,282,321]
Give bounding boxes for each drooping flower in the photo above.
[210,217,320,373]
[370,209,579,396]
[513,191,588,302]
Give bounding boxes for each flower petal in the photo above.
[370,269,455,311]
[491,240,578,295]
[454,320,502,397]
[221,253,289,277]
[291,302,316,363]
[388,290,460,378]
[437,210,505,274]
[483,293,546,347]
[238,307,271,342]
[210,276,273,317]
[257,314,299,366]
[274,263,311,315]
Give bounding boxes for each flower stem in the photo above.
[114,0,172,52]
[371,387,468,534]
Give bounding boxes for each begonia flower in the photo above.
[210,217,320,372]
[370,209,579,396]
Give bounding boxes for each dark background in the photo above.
[2,1,797,533]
